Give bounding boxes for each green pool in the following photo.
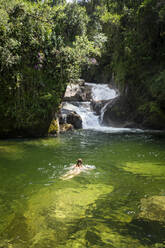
[0,130,165,248]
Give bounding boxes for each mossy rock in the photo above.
[0,240,14,248]
[48,119,59,135]
[102,96,132,127]
[138,196,165,222]
[137,102,165,130]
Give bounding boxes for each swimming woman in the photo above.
[61,159,83,180]
[75,158,83,168]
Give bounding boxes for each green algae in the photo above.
[94,223,148,248]
[123,162,165,179]
[22,137,62,147]
[138,196,165,222]
[0,144,24,160]
[0,131,165,247]
[0,136,62,160]
[25,183,113,222]
[23,183,113,247]
[57,222,148,248]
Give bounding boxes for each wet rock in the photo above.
[91,100,109,115]
[63,83,92,102]
[123,122,137,128]
[59,109,71,125]
[138,196,165,222]
[59,108,82,130]
[101,93,165,130]
[25,183,113,224]
[71,78,85,85]
[101,96,133,127]
[48,119,59,135]
[60,123,73,132]
[66,111,82,129]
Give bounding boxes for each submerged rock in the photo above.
[131,196,165,244]
[25,183,113,222]
[24,183,113,246]
[123,162,165,179]
[64,221,148,248]
[138,196,165,222]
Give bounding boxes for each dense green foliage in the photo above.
[0,0,165,137]
[81,0,165,129]
[0,0,99,137]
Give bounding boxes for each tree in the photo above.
[0,0,99,137]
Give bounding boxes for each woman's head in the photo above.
[76,158,82,166]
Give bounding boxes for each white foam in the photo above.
[62,83,144,134]
[62,102,143,133]
[62,102,101,129]
[61,164,95,180]
[85,82,117,101]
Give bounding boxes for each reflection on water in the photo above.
[0,131,165,247]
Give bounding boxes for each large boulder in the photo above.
[59,109,82,129]
[63,83,92,102]
[59,106,82,130]
[66,111,82,129]
[102,94,165,130]
[101,96,136,127]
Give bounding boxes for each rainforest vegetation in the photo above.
[0,0,165,138]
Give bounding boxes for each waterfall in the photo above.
[62,101,101,129]
[86,83,117,101]
[100,101,110,123]
[62,83,142,133]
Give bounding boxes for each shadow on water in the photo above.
[127,219,165,244]
[66,196,165,248]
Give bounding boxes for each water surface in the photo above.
[0,131,165,247]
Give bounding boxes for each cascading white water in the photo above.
[86,82,117,101]
[62,83,143,133]
[100,101,110,123]
[62,101,101,129]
